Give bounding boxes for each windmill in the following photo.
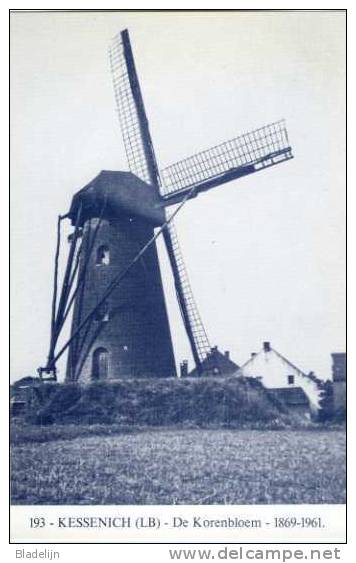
[38,29,293,382]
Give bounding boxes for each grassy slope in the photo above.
[11,429,345,505]
[18,377,306,428]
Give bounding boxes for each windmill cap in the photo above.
[68,171,165,227]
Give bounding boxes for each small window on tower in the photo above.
[288,375,295,385]
[96,245,110,265]
[94,302,109,322]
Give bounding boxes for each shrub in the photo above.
[18,376,302,429]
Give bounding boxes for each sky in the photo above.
[10,10,346,382]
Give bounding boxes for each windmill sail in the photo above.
[109,29,211,371]
[163,222,211,365]
[109,29,160,187]
[161,120,293,205]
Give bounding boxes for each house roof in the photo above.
[239,343,323,387]
[187,346,239,377]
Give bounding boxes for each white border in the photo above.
[4,2,351,561]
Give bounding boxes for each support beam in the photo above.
[56,211,105,340]
[52,204,83,341]
[47,215,62,369]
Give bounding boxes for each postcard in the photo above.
[10,9,346,545]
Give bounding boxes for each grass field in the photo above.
[11,428,345,505]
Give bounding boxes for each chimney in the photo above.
[263,341,271,352]
[224,351,230,360]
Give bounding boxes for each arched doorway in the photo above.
[92,347,109,380]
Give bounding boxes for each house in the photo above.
[237,341,323,415]
[181,346,239,377]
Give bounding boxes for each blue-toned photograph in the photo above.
[10,10,346,507]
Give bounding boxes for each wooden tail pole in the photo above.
[39,205,82,379]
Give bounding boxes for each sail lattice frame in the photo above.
[161,120,291,197]
[109,33,153,184]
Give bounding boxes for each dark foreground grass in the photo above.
[10,422,140,445]
[11,429,345,505]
